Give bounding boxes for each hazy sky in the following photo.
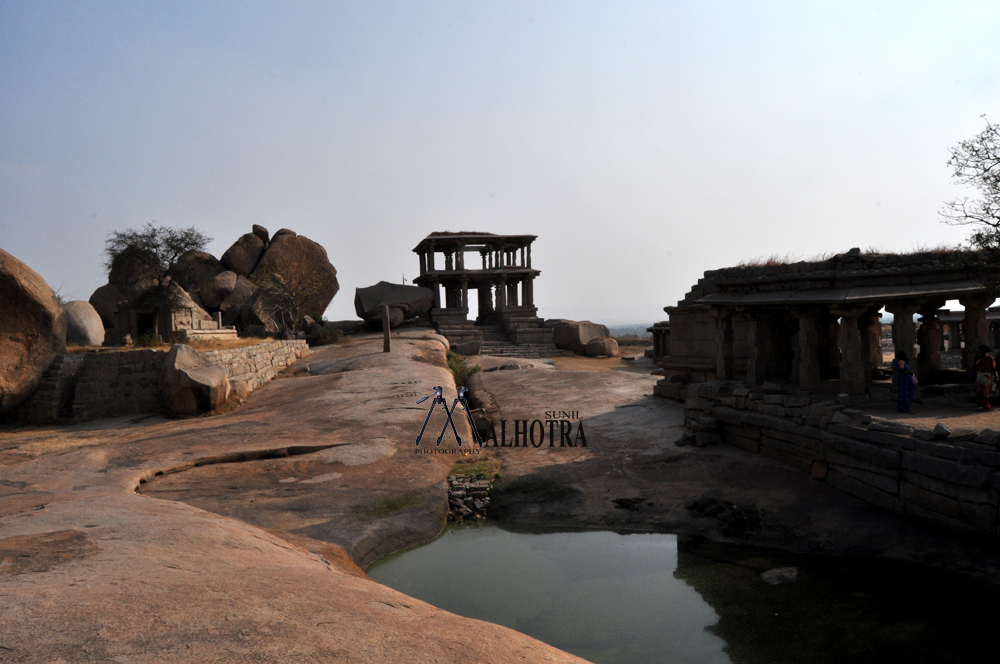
[2,1,999,323]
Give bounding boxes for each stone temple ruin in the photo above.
[412,232,558,356]
[652,248,997,402]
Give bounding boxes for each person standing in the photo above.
[974,345,996,411]
[895,352,914,413]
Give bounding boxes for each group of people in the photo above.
[895,345,1000,413]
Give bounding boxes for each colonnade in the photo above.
[711,294,996,395]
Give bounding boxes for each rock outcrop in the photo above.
[63,300,105,346]
[158,344,231,416]
[550,320,614,356]
[354,281,433,329]
[584,336,619,357]
[221,233,267,278]
[0,248,67,414]
[251,233,339,320]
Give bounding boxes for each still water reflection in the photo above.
[366,521,996,664]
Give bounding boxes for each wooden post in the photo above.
[382,305,391,353]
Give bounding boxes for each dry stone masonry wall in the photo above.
[202,340,309,399]
[9,340,309,424]
[660,380,1000,539]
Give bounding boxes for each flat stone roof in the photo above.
[412,232,537,252]
[694,279,984,307]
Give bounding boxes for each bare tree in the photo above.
[249,258,335,332]
[104,222,212,311]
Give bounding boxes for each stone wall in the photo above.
[202,340,309,399]
[659,380,1000,538]
[72,349,168,421]
[8,340,310,424]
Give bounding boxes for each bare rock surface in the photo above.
[0,248,66,414]
[0,334,586,662]
[158,344,231,416]
[63,300,105,346]
[221,232,267,277]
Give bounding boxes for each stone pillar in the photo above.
[744,310,767,386]
[419,252,426,276]
[886,301,919,364]
[525,278,534,307]
[527,244,532,268]
[479,286,493,314]
[445,252,453,271]
[832,307,866,396]
[428,245,436,270]
[507,280,519,308]
[859,308,882,388]
[709,308,734,380]
[481,252,487,270]
[959,294,996,369]
[795,309,821,390]
[456,248,464,270]
[461,279,469,310]
[497,280,507,309]
[431,281,440,309]
[917,302,945,378]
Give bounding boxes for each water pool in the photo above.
[367,521,996,664]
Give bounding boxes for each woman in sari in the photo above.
[895,352,914,413]
[974,345,996,411]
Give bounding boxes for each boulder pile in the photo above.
[90,225,339,340]
[547,319,620,357]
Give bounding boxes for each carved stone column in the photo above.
[461,279,469,310]
[917,301,945,377]
[832,306,867,396]
[709,308,735,380]
[885,301,919,363]
[496,279,507,309]
[859,308,882,387]
[959,294,996,369]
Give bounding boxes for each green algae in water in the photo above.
[366,521,998,664]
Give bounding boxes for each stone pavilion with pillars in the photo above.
[655,248,997,399]
[411,232,557,355]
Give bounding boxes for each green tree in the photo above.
[104,222,212,311]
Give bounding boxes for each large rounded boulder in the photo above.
[250,232,339,320]
[354,281,433,329]
[63,300,105,346]
[551,320,612,356]
[221,233,267,278]
[0,248,67,414]
[158,344,231,416]
[89,283,121,328]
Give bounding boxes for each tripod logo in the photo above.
[415,386,484,447]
